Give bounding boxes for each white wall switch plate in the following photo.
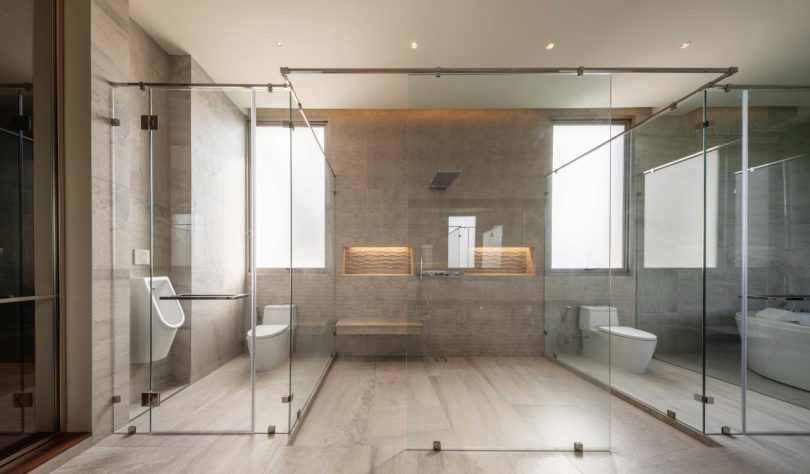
[133,249,151,265]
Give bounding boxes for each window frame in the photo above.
[251,120,329,272]
[546,118,632,274]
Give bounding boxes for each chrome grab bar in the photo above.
[159,293,249,301]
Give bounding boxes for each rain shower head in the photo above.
[428,170,461,191]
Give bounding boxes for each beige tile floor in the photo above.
[55,356,810,473]
[120,352,331,434]
[557,353,810,434]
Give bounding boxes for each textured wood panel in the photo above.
[343,247,413,276]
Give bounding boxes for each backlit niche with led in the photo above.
[343,247,413,276]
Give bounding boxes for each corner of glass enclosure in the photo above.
[109,83,334,435]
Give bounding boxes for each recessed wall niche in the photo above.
[465,247,535,276]
[343,247,413,276]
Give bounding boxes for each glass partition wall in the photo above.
[110,85,334,435]
[405,73,614,451]
[546,85,810,438]
[739,88,810,434]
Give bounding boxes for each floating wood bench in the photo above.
[335,319,423,335]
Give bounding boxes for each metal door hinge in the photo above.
[112,395,122,404]
[721,426,731,435]
[110,117,121,127]
[432,441,441,451]
[141,391,160,407]
[267,425,276,435]
[282,394,293,403]
[13,393,33,408]
[574,442,584,452]
[693,393,714,404]
[667,410,677,419]
[127,426,136,435]
[694,120,714,130]
[140,114,159,130]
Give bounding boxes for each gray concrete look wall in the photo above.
[187,61,247,381]
[257,107,649,357]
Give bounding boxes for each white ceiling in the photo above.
[130,0,810,109]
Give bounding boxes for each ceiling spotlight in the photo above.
[275,41,284,48]
[545,42,555,50]
[680,41,691,49]
[410,41,418,50]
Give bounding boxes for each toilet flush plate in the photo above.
[133,249,151,265]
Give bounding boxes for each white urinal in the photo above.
[130,276,185,364]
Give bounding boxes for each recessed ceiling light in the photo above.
[410,41,418,50]
[545,42,555,50]
[680,41,691,49]
[275,41,284,48]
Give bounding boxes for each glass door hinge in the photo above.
[667,410,677,419]
[140,114,159,130]
[110,118,121,126]
[112,395,122,404]
[693,393,714,404]
[13,115,32,132]
[432,441,441,451]
[282,394,293,403]
[141,391,161,407]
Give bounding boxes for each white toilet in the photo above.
[247,304,296,371]
[579,306,657,374]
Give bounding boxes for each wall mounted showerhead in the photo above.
[429,170,461,190]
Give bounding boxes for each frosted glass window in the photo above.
[256,125,326,268]
[643,150,718,268]
[551,123,626,269]
[448,216,476,268]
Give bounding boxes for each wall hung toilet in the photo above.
[579,305,657,374]
[130,276,186,364]
[247,304,296,371]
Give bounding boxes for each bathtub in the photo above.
[735,312,810,391]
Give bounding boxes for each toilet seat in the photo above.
[247,324,289,339]
[597,325,656,341]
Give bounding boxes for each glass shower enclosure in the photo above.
[109,83,334,435]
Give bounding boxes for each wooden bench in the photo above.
[335,319,423,335]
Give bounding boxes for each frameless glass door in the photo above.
[147,87,254,432]
[406,73,613,451]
